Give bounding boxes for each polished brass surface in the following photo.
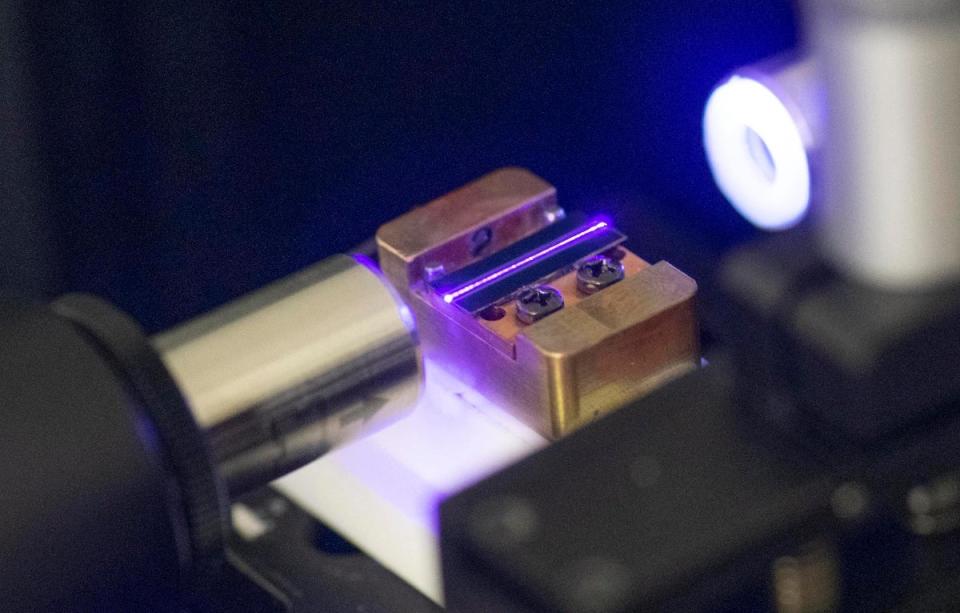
[377,168,699,439]
[518,260,698,436]
[477,251,650,346]
[376,167,559,295]
[154,255,422,492]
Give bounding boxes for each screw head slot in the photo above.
[576,256,625,295]
[515,286,564,324]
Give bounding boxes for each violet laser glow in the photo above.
[704,75,812,231]
[441,220,609,304]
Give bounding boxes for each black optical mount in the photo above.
[440,231,960,612]
[0,295,259,612]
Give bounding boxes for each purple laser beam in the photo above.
[442,220,609,304]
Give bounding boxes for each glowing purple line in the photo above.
[442,221,609,304]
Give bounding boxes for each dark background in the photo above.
[1,1,797,332]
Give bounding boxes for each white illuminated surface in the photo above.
[273,359,547,605]
[704,76,811,231]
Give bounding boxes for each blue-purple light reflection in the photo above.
[704,75,812,231]
[442,220,609,304]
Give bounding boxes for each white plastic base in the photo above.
[272,359,547,604]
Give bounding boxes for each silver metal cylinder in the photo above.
[153,254,422,494]
[806,0,960,288]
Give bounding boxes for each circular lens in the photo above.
[704,76,811,231]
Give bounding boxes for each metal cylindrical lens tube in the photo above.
[807,0,960,288]
[153,255,422,495]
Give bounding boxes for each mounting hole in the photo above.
[479,305,506,321]
[604,247,627,262]
[470,227,494,257]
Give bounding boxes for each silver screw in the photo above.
[515,286,564,324]
[544,204,566,224]
[469,227,493,257]
[576,256,625,295]
[423,262,446,282]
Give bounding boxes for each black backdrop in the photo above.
[1,1,797,331]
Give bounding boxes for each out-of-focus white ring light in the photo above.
[704,75,811,231]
